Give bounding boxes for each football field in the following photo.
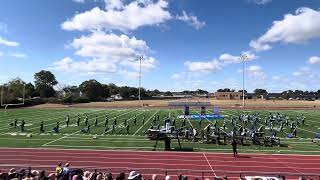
[0,108,320,154]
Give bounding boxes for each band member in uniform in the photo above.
[113,118,117,126]
[94,116,98,127]
[77,115,80,126]
[126,124,130,134]
[66,115,70,127]
[87,124,91,133]
[40,121,45,133]
[21,120,25,132]
[14,119,18,128]
[232,139,238,157]
[133,117,137,125]
[84,116,89,126]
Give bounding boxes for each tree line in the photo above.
[0,70,168,105]
[1,70,320,105]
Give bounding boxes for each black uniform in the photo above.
[231,139,238,157]
[84,117,88,126]
[87,125,91,133]
[21,120,25,132]
[133,117,137,125]
[40,121,44,133]
[94,116,98,127]
[66,115,70,127]
[56,122,60,129]
[77,115,80,126]
[126,125,130,134]
[105,118,108,127]
[14,119,18,128]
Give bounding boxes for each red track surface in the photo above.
[0,148,320,179]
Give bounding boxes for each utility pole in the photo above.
[240,54,248,107]
[136,55,144,108]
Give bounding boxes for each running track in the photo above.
[0,148,320,179]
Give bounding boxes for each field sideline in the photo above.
[0,108,320,155]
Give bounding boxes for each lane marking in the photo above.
[203,152,217,177]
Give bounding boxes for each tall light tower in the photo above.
[136,55,144,107]
[240,54,248,107]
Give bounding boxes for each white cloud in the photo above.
[176,11,205,29]
[171,73,182,80]
[292,67,312,77]
[62,0,171,32]
[246,65,265,78]
[9,52,27,59]
[52,31,157,76]
[119,57,158,71]
[72,0,85,3]
[272,76,280,80]
[250,0,272,5]
[307,56,320,65]
[184,59,222,73]
[249,40,272,52]
[250,7,320,51]
[52,57,118,74]
[70,31,148,61]
[0,36,19,47]
[105,0,124,10]
[219,51,258,63]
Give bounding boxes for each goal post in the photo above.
[1,84,26,112]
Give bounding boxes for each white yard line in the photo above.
[133,110,159,136]
[42,109,137,146]
[0,109,115,135]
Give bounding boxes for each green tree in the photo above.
[79,79,103,101]
[7,78,26,98]
[254,89,268,97]
[34,70,58,98]
[25,83,36,98]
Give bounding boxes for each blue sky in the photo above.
[0,0,320,92]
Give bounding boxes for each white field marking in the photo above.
[41,109,135,145]
[133,110,159,136]
[0,109,120,135]
[106,110,145,134]
[0,137,54,141]
[0,109,80,130]
[41,109,138,146]
[0,108,71,119]
[0,109,94,128]
[0,109,105,132]
[202,152,217,177]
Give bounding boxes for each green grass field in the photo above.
[0,108,320,154]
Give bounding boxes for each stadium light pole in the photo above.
[136,55,144,108]
[240,54,248,107]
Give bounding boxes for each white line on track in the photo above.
[203,152,217,177]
